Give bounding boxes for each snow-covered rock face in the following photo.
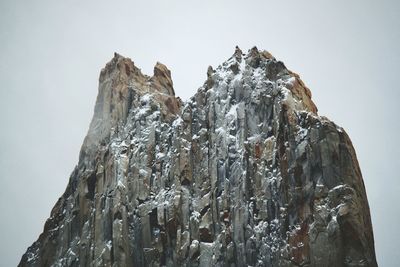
[19,47,377,267]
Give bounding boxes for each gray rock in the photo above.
[19,48,377,267]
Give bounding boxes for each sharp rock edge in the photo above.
[19,47,377,267]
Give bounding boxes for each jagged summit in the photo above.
[100,53,175,96]
[100,53,144,83]
[20,47,376,267]
[151,62,175,96]
[81,53,181,165]
[201,46,317,114]
[232,46,274,63]
[101,47,316,115]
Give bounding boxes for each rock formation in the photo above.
[19,47,377,267]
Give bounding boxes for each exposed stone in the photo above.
[151,62,175,96]
[19,47,377,267]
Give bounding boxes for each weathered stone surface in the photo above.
[19,47,377,267]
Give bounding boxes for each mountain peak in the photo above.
[151,61,175,96]
[204,47,317,114]
[80,54,180,164]
[100,53,144,83]
[20,48,376,267]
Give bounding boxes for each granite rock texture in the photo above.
[19,47,377,267]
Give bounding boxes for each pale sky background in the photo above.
[0,1,399,266]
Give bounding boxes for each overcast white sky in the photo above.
[0,1,399,266]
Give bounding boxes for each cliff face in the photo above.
[19,47,377,267]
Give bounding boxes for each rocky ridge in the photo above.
[19,47,377,267]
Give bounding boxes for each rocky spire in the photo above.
[80,54,181,166]
[205,65,215,89]
[233,45,243,61]
[19,48,377,267]
[151,62,175,96]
